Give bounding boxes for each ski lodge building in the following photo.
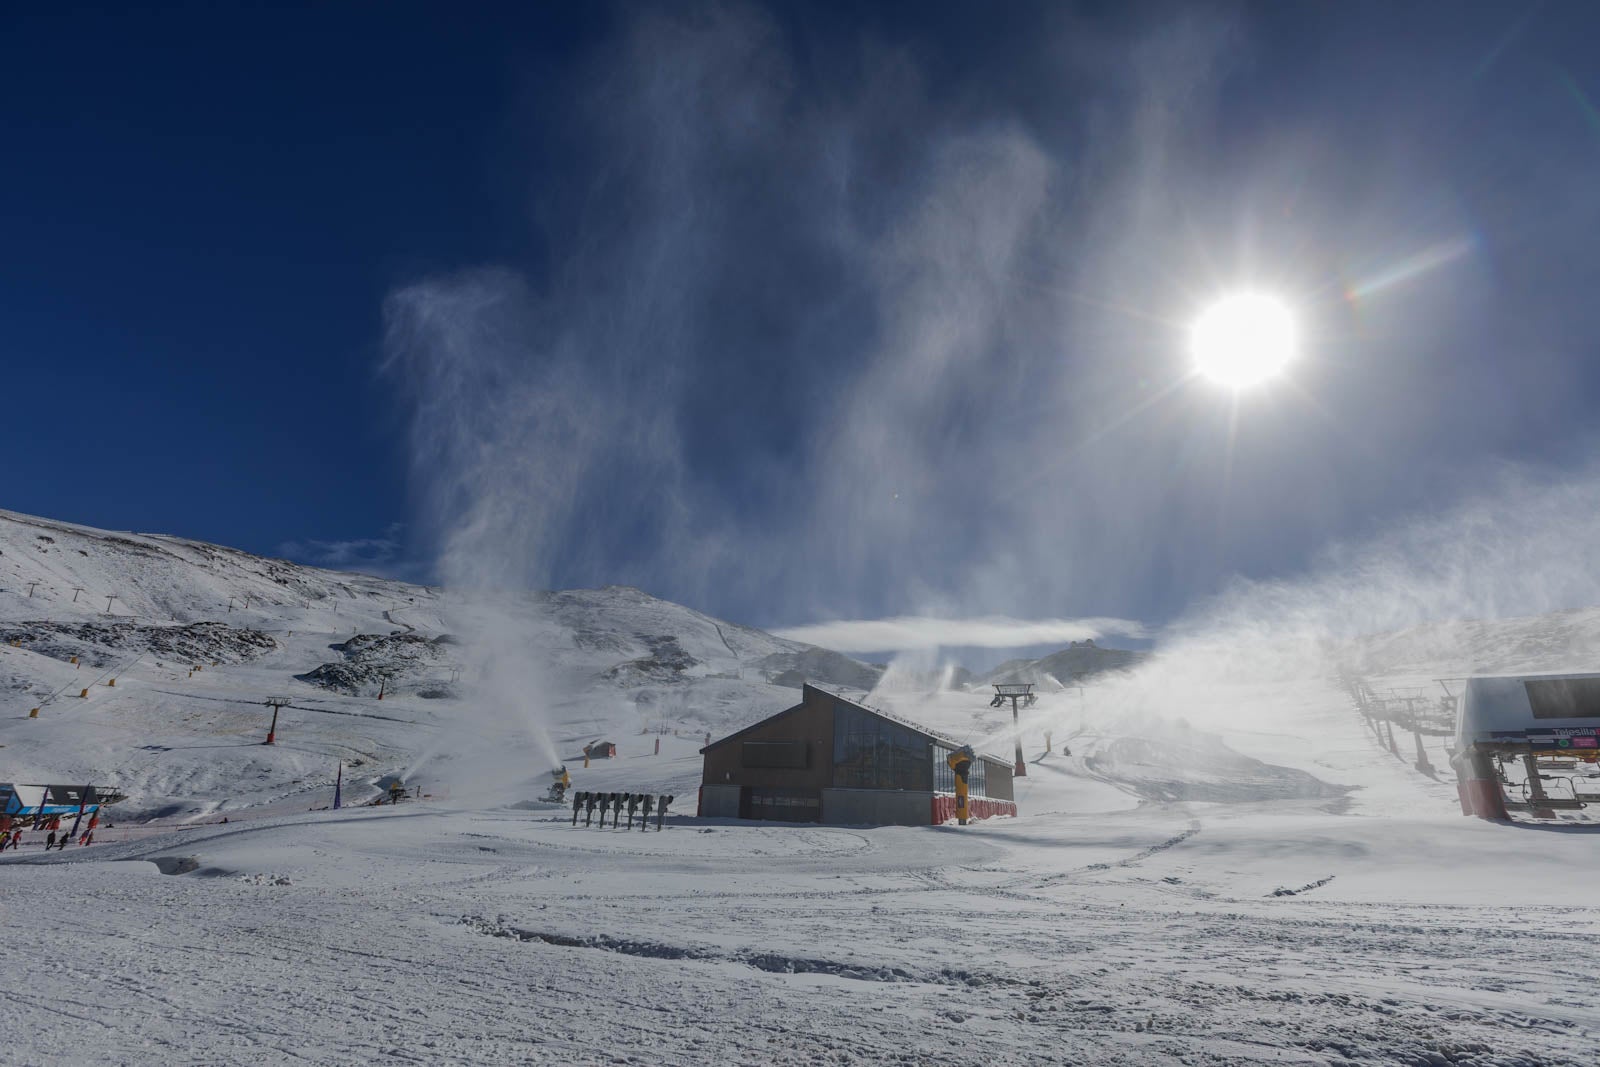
[698,683,1017,826]
[0,783,104,823]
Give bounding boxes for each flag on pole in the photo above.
[68,784,93,841]
[333,762,342,810]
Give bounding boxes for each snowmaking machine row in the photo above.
[570,791,675,831]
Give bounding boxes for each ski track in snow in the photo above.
[4,802,1597,1066]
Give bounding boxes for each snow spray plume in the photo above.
[387,5,1264,645]
[1077,456,1600,737]
[380,3,1599,691]
[382,274,599,778]
[380,10,785,784]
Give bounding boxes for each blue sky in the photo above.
[6,2,1600,648]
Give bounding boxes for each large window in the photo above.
[1526,678,1600,720]
[832,703,932,791]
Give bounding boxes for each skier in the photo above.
[46,830,56,849]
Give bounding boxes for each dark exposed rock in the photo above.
[0,620,277,669]
[296,632,453,696]
[604,634,699,684]
[757,648,882,691]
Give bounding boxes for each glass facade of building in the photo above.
[830,700,998,798]
[832,702,934,791]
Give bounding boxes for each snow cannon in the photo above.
[625,793,640,829]
[655,794,674,831]
[544,766,570,804]
[572,791,585,826]
[582,792,600,827]
[640,794,654,829]
[947,746,975,825]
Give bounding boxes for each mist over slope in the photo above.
[979,640,1149,688]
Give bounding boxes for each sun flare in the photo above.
[1190,293,1297,389]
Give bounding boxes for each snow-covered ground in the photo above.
[3,508,1598,1065]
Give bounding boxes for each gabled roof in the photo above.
[701,682,1011,766]
[698,696,809,754]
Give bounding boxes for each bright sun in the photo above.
[1190,293,1297,389]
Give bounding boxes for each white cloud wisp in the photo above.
[774,614,1147,653]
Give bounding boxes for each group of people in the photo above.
[0,813,99,852]
[47,827,94,848]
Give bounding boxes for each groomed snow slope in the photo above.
[3,509,1599,1065]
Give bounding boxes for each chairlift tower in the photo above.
[263,697,291,745]
[992,683,1036,777]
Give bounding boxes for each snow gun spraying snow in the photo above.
[543,766,570,804]
[947,746,975,825]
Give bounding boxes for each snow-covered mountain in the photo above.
[0,507,891,816]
